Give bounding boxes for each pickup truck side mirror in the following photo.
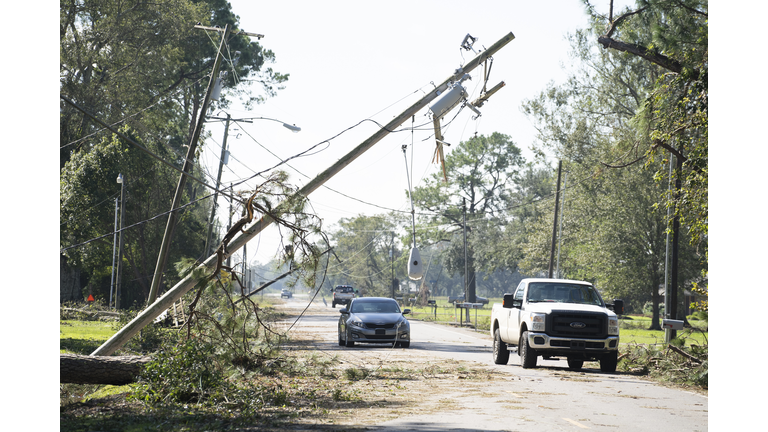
[502,294,515,309]
[610,299,624,315]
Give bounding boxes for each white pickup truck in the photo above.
[490,278,623,372]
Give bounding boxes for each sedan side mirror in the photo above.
[339,308,349,314]
[402,309,411,315]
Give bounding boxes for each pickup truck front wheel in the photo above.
[600,351,618,373]
[567,358,584,370]
[493,328,510,365]
[519,331,538,368]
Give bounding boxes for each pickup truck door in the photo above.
[505,283,526,344]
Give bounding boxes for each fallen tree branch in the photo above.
[667,344,702,364]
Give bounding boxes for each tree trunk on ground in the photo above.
[60,354,152,385]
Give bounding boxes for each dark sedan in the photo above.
[338,297,411,348]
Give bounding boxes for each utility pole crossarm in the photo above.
[194,24,264,39]
[91,31,515,357]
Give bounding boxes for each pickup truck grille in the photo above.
[548,312,606,339]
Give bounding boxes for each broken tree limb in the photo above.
[60,354,152,385]
[90,31,516,357]
[667,344,703,364]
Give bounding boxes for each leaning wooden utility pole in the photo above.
[146,25,231,305]
[91,31,515,356]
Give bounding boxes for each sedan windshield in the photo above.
[350,300,401,314]
[526,282,603,306]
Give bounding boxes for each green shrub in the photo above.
[132,336,224,405]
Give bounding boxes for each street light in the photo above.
[203,114,301,257]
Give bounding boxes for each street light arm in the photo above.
[207,116,301,132]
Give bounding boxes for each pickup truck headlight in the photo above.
[608,317,619,335]
[530,313,546,332]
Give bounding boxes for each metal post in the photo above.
[463,198,470,323]
[115,175,126,309]
[664,155,673,343]
[109,197,119,309]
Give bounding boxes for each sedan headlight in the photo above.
[530,313,546,332]
[608,317,619,335]
[349,319,365,328]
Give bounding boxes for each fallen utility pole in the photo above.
[91,31,515,356]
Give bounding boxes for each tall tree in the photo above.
[326,214,407,298]
[60,0,289,305]
[586,0,708,248]
[520,19,706,319]
[411,133,525,303]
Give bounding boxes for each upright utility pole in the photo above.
[669,155,683,340]
[204,113,232,257]
[91,31,516,356]
[548,160,563,278]
[147,25,231,305]
[556,171,568,278]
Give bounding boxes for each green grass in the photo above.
[60,320,117,354]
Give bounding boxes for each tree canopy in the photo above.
[60,0,289,306]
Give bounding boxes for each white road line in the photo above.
[563,418,590,429]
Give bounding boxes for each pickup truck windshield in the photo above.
[526,282,603,306]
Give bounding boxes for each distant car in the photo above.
[331,285,357,308]
[338,297,411,348]
[280,289,292,299]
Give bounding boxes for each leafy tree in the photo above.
[411,133,526,302]
[60,127,208,307]
[520,17,707,320]
[585,0,708,248]
[60,0,289,305]
[325,213,407,298]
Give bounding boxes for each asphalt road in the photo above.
[278,296,708,431]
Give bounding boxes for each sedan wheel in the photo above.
[344,329,355,347]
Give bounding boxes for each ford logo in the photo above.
[570,322,587,329]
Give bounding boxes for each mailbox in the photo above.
[662,319,684,330]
